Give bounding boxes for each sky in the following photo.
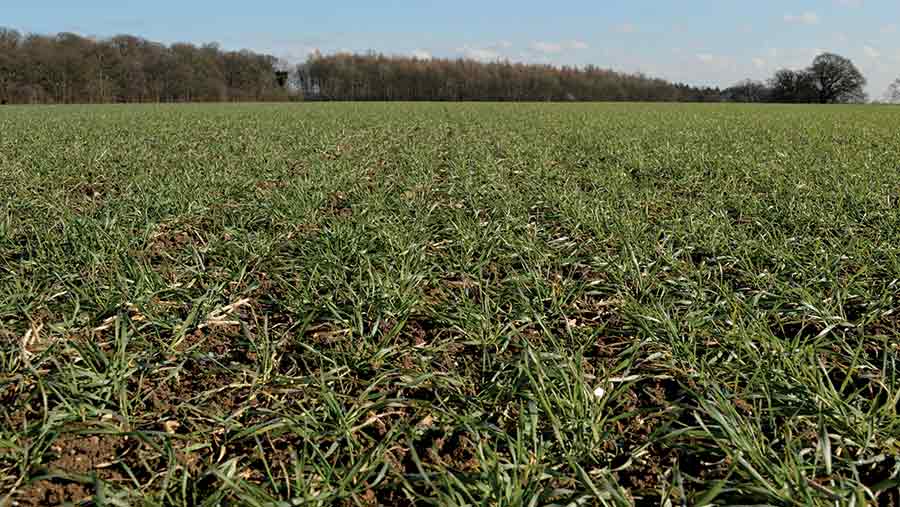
[5,1,899,97]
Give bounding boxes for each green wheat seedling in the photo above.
[0,102,898,506]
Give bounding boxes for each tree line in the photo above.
[0,28,291,104]
[724,53,873,104]
[2,27,894,105]
[1,28,725,104]
[296,53,723,102]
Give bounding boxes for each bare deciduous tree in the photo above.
[0,26,293,104]
[297,53,723,102]
[725,79,769,102]
[885,79,900,104]
[808,53,867,104]
[768,69,817,103]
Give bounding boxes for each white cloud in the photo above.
[752,57,766,69]
[530,40,589,54]
[532,41,562,53]
[454,41,517,61]
[689,53,739,74]
[882,24,898,34]
[836,0,863,6]
[784,12,820,25]
[412,49,432,60]
[863,45,881,58]
[457,45,500,61]
[271,46,322,64]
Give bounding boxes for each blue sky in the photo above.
[5,1,899,96]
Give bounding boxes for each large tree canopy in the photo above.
[808,53,867,104]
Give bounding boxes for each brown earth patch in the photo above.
[405,320,429,348]
[323,191,353,218]
[15,433,129,506]
[609,377,694,500]
[423,431,480,473]
[15,480,92,507]
[1,376,45,434]
[46,434,128,475]
[141,358,250,421]
[176,325,253,365]
[255,179,289,192]
[868,312,898,337]
[147,229,192,258]
[142,222,213,273]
